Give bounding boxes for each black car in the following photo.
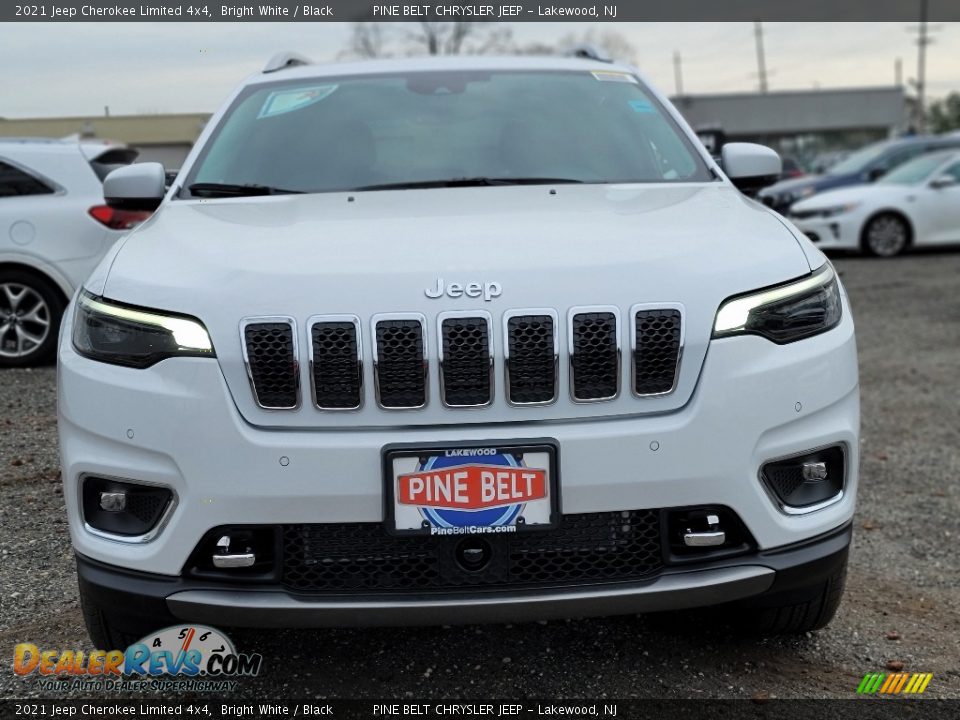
[759,136,960,214]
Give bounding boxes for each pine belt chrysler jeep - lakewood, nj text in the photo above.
[58,51,859,647]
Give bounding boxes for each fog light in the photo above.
[761,446,845,511]
[82,476,173,537]
[99,491,127,512]
[802,461,828,482]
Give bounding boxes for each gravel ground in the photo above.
[1,251,958,701]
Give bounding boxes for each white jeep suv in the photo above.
[58,53,859,647]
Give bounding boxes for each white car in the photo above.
[0,138,147,365]
[789,150,960,257]
[58,53,859,647]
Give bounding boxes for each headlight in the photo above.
[72,290,215,368]
[817,203,860,218]
[713,264,842,344]
[788,187,816,203]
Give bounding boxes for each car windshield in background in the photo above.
[877,152,953,185]
[826,142,891,175]
[183,70,711,196]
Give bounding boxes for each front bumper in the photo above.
[791,214,864,250]
[77,522,851,628]
[59,296,859,578]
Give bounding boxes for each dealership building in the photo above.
[0,85,908,169]
[672,86,909,157]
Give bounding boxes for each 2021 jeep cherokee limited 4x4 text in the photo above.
[59,53,858,647]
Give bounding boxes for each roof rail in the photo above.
[564,44,613,63]
[263,51,312,74]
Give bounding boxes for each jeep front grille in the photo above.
[239,306,682,411]
[310,318,362,410]
[570,310,619,401]
[632,308,683,396]
[373,315,428,409]
[505,312,558,405]
[439,313,493,407]
[242,319,299,409]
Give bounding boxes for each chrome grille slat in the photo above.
[631,305,684,397]
[569,308,620,402]
[241,306,683,410]
[372,314,428,409]
[438,312,493,408]
[309,316,362,410]
[504,310,559,406]
[241,318,300,410]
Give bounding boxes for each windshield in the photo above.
[877,152,951,185]
[183,70,711,195]
[827,142,892,176]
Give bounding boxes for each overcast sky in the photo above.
[1,21,958,118]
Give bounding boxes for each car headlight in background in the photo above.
[818,202,860,217]
[72,290,214,368]
[713,264,842,344]
[793,203,860,220]
[782,187,816,206]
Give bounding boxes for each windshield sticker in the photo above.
[257,85,338,119]
[591,71,637,83]
[628,98,655,113]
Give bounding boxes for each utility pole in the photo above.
[753,20,769,93]
[907,0,941,133]
[673,50,684,96]
[895,57,903,86]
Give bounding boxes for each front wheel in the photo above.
[0,269,64,367]
[862,213,910,257]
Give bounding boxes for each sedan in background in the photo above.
[759,136,960,214]
[0,138,147,366]
[789,150,960,257]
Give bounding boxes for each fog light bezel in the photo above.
[79,473,178,543]
[184,525,281,582]
[759,443,847,515]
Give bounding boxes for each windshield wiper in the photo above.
[349,177,585,192]
[188,182,304,198]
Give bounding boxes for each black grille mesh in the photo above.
[764,465,807,500]
[282,510,662,593]
[311,322,362,409]
[634,310,682,395]
[123,489,169,526]
[506,314,556,404]
[244,322,298,408]
[441,317,491,406]
[375,319,426,408]
[571,312,618,400]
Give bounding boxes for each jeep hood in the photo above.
[99,184,813,428]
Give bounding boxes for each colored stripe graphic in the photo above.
[858,672,933,694]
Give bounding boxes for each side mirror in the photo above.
[721,143,782,193]
[103,163,166,211]
[930,175,958,189]
[866,167,886,182]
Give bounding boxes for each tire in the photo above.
[730,560,848,635]
[0,268,65,367]
[862,213,910,258]
[79,579,162,649]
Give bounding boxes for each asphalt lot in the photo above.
[1,250,958,700]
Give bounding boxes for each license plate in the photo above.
[384,443,558,536]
